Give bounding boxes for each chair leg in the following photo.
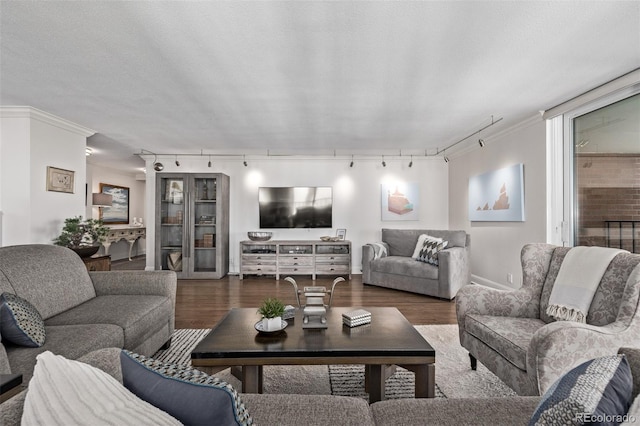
[469,354,477,370]
[160,338,171,350]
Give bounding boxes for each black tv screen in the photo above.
[259,187,332,229]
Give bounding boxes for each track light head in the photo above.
[208,160,212,168]
[243,160,248,167]
[408,156,413,168]
[153,162,164,171]
[443,155,449,163]
[349,161,354,168]
[478,138,485,147]
[381,156,386,167]
[175,160,180,167]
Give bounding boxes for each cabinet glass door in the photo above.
[159,177,185,273]
[192,177,217,273]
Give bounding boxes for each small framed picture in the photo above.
[336,229,347,240]
[46,166,75,193]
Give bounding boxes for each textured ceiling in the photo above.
[1,1,639,172]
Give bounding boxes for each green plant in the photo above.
[257,298,285,319]
[53,216,109,248]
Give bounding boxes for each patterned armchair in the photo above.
[456,243,640,396]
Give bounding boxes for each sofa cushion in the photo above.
[618,348,640,399]
[22,351,181,426]
[45,295,171,350]
[415,236,448,266]
[465,314,546,370]
[241,393,375,426]
[6,323,124,384]
[0,245,97,320]
[529,355,633,426]
[371,256,438,280]
[0,293,46,347]
[121,350,252,425]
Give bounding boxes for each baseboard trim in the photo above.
[470,274,514,291]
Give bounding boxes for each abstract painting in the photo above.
[469,163,525,222]
[381,182,419,221]
[99,183,130,225]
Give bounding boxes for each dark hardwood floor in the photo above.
[112,257,457,328]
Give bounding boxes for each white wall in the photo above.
[87,163,146,260]
[145,156,450,274]
[448,116,547,288]
[0,108,93,246]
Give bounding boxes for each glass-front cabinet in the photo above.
[155,173,229,279]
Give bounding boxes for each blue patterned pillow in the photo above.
[0,292,46,347]
[529,355,633,425]
[120,350,252,425]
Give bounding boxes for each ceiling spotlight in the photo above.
[349,155,354,168]
[208,155,212,168]
[382,156,386,167]
[153,162,164,171]
[175,155,180,167]
[443,155,450,163]
[85,147,93,156]
[478,138,485,147]
[243,155,248,167]
[408,156,413,168]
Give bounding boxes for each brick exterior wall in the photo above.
[576,154,640,253]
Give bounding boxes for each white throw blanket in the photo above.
[546,246,627,323]
[368,243,388,260]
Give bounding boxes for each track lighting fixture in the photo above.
[208,154,212,168]
[478,139,485,148]
[175,155,180,167]
[382,156,386,167]
[349,155,354,168]
[408,156,413,168]
[153,162,164,171]
[243,155,248,167]
[443,155,450,163]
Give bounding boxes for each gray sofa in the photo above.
[3,347,640,425]
[0,244,176,386]
[362,229,470,299]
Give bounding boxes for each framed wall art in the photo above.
[381,182,419,221]
[99,183,130,225]
[468,163,525,222]
[46,166,75,193]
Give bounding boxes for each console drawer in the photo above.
[278,256,314,266]
[315,255,350,265]
[242,265,277,274]
[316,264,350,274]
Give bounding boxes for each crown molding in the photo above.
[0,106,95,137]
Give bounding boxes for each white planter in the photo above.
[263,316,282,331]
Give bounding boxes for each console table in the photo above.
[102,226,146,261]
[240,240,351,280]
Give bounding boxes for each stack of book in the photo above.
[342,309,372,328]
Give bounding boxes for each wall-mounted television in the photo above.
[259,187,332,229]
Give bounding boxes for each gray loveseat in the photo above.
[0,244,176,386]
[3,347,640,425]
[362,229,470,299]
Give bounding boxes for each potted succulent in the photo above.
[257,298,285,331]
[53,216,109,257]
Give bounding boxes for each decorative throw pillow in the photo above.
[0,292,46,347]
[529,355,633,426]
[415,236,448,266]
[411,234,430,259]
[121,350,253,426]
[22,351,181,426]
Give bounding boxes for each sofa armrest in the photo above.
[90,271,176,299]
[437,247,469,299]
[527,320,640,394]
[456,285,540,325]
[362,243,389,283]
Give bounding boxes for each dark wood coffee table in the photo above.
[191,307,435,402]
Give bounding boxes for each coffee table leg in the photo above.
[242,366,263,393]
[367,364,385,403]
[413,363,435,398]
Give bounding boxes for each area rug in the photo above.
[152,324,516,400]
